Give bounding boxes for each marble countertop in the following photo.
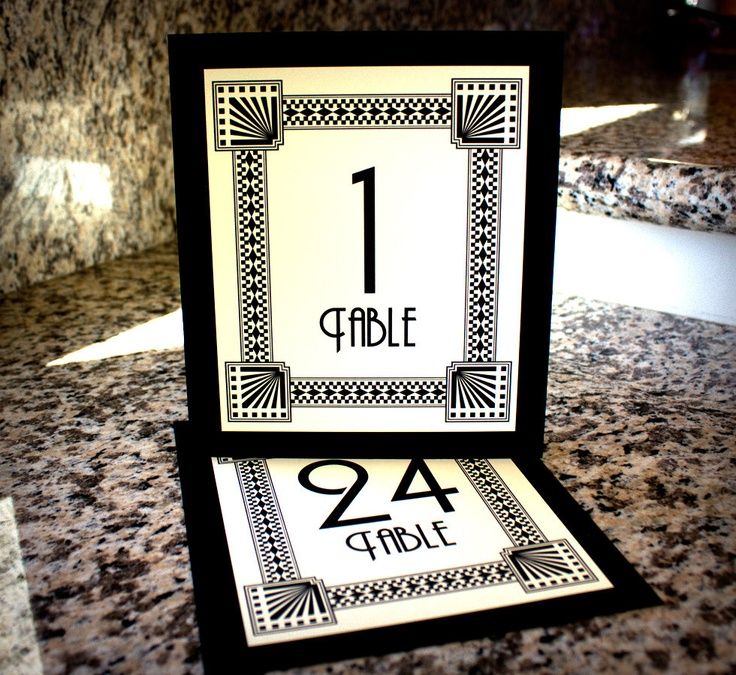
[559,57,736,234]
[0,241,734,674]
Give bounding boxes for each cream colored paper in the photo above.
[212,458,612,646]
[204,66,529,432]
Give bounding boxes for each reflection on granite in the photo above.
[0,497,43,674]
[0,0,666,296]
[560,62,736,233]
[0,243,734,673]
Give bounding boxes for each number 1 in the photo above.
[352,167,375,294]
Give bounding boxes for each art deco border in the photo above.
[214,79,523,423]
[220,458,598,635]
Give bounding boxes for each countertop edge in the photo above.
[558,151,736,234]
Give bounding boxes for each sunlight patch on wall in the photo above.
[15,157,113,209]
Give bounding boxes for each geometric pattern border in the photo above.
[283,95,451,128]
[236,460,300,583]
[451,79,521,149]
[465,148,501,362]
[446,362,511,422]
[291,378,446,406]
[227,363,291,422]
[230,458,596,636]
[456,459,545,547]
[327,560,515,609]
[214,81,283,151]
[234,150,272,362]
[245,578,336,634]
[224,84,514,420]
[502,539,597,593]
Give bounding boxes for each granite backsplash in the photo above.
[0,1,661,296]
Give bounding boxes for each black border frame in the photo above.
[175,422,661,674]
[168,32,562,458]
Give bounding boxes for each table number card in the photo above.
[169,33,659,673]
[212,457,611,645]
[205,66,527,433]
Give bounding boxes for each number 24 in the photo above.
[298,459,459,529]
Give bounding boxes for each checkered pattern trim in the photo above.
[290,378,445,406]
[236,460,299,583]
[214,81,283,151]
[451,79,521,149]
[465,149,500,362]
[234,151,271,362]
[327,561,514,609]
[227,363,291,421]
[283,95,451,128]
[456,459,545,547]
[502,539,597,593]
[446,362,510,422]
[245,578,335,634]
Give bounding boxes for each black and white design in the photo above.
[451,79,521,149]
[245,578,335,634]
[291,378,446,407]
[227,363,291,421]
[456,459,544,546]
[327,561,515,609]
[446,362,510,422]
[283,95,451,128]
[214,81,283,150]
[229,459,597,636]
[236,460,299,583]
[466,149,500,363]
[234,151,272,363]
[503,540,597,593]
[218,80,518,422]
[236,463,336,634]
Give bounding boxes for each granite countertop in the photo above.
[558,57,736,234]
[0,241,734,673]
[2,41,735,297]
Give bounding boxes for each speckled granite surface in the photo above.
[1,0,725,296]
[0,497,43,674]
[560,61,736,234]
[0,242,734,673]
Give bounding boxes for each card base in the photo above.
[174,422,660,674]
